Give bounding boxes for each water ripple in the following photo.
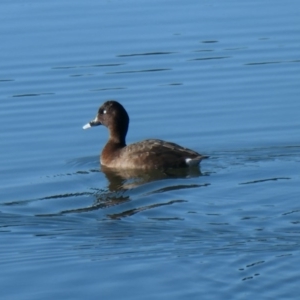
[117,52,175,57]
[106,68,171,74]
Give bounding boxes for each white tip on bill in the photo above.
[83,123,91,130]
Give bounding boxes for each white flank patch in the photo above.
[185,158,199,166]
[82,123,91,130]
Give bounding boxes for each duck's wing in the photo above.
[123,139,208,169]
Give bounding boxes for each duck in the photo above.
[83,100,208,169]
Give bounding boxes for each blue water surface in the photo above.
[1,0,300,299]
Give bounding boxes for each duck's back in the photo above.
[101,139,207,169]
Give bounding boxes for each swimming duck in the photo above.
[83,100,208,169]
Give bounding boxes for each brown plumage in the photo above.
[83,100,208,169]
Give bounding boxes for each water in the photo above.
[1,0,300,299]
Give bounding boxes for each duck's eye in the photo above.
[99,109,107,114]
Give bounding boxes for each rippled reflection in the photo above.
[101,165,204,191]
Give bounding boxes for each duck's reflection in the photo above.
[101,165,203,191]
[99,166,207,219]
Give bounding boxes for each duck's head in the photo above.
[83,100,130,142]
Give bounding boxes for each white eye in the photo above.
[103,110,107,114]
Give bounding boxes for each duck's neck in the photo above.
[107,125,127,148]
[101,134,126,166]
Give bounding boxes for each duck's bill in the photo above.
[83,123,92,129]
[82,118,102,130]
